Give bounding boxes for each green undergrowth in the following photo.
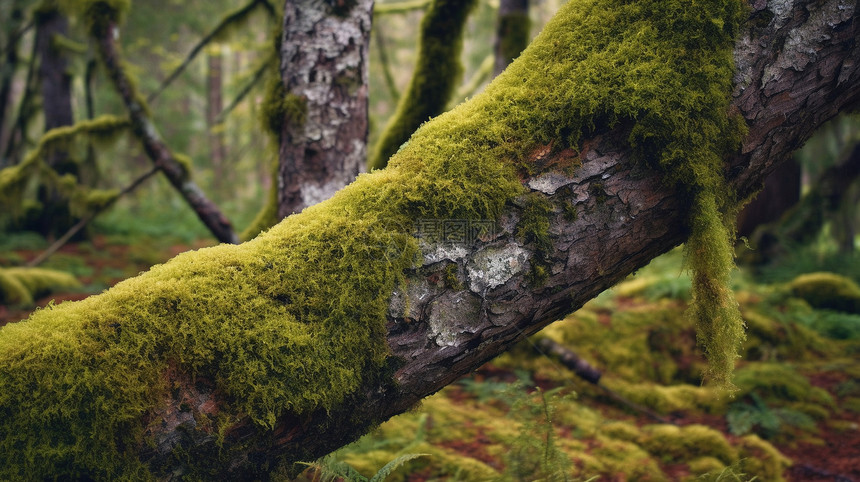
[308,380,792,481]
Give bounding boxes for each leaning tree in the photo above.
[0,0,858,478]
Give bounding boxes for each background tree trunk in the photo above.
[736,158,801,239]
[206,48,227,193]
[493,0,530,76]
[275,0,374,218]
[33,6,77,238]
[0,0,27,166]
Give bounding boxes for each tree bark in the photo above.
[2,0,859,478]
[94,21,239,244]
[275,0,373,218]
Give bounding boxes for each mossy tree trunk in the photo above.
[0,0,28,167]
[367,0,478,170]
[93,16,239,244]
[32,4,78,238]
[275,0,374,218]
[0,0,858,478]
[493,0,530,76]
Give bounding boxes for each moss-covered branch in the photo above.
[0,0,858,477]
[147,0,276,103]
[71,0,239,244]
[368,0,478,170]
[373,0,431,15]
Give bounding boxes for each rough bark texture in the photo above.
[276,0,373,218]
[95,22,239,244]
[133,0,860,476]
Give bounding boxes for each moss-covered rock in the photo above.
[0,267,81,306]
[789,272,860,314]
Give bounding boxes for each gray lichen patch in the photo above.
[466,244,529,293]
[527,171,576,195]
[422,243,470,265]
[427,291,482,347]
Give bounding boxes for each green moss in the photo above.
[497,12,531,68]
[516,194,553,286]
[689,456,727,476]
[789,272,860,314]
[443,263,462,290]
[563,200,578,222]
[260,71,309,139]
[1,0,751,474]
[368,0,478,170]
[736,434,792,481]
[173,152,193,179]
[641,424,738,465]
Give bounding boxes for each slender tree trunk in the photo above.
[274,0,374,218]
[94,20,239,244]
[736,157,801,238]
[206,48,227,193]
[0,1,27,166]
[33,6,77,238]
[493,0,530,76]
[0,0,858,478]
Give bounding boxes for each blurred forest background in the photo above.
[1,0,859,480]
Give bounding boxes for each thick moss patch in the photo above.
[789,272,860,314]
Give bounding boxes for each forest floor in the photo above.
[1,236,859,481]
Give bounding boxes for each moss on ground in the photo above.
[0,267,81,306]
[789,272,860,314]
